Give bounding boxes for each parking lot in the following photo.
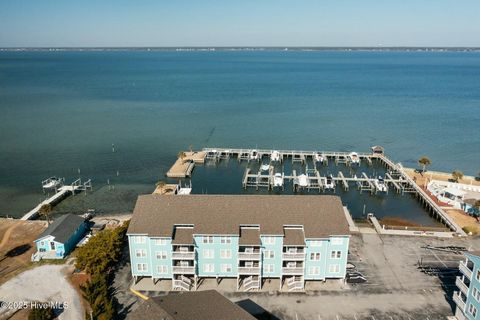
[114,232,480,320]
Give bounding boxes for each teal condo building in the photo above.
[455,252,480,319]
[127,195,350,291]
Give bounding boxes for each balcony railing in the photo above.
[459,261,473,279]
[453,291,466,311]
[171,251,195,260]
[238,252,261,260]
[455,276,469,295]
[172,266,195,274]
[282,252,305,260]
[238,267,261,274]
[282,267,304,275]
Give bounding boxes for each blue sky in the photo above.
[0,0,479,47]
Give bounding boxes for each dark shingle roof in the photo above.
[36,214,85,243]
[239,228,261,246]
[283,228,306,246]
[127,195,349,239]
[127,290,256,320]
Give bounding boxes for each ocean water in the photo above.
[0,50,479,219]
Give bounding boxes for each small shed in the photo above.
[371,146,384,155]
[32,214,87,260]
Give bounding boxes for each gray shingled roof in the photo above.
[127,290,256,320]
[127,195,349,239]
[36,214,85,243]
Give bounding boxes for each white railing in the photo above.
[172,266,195,274]
[288,281,304,291]
[173,280,190,291]
[456,276,469,295]
[171,251,195,260]
[238,252,261,260]
[238,267,261,274]
[459,261,473,279]
[453,291,466,311]
[244,280,260,291]
[282,253,305,260]
[282,267,304,275]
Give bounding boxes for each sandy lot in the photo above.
[0,264,84,320]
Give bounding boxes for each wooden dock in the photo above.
[21,178,92,220]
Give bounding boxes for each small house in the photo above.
[32,214,88,261]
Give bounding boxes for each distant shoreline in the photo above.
[1,46,480,52]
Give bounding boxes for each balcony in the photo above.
[459,261,473,280]
[238,267,261,275]
[282,252,305,260]
[453,291,466,311]
[282,267,304,275]
[172,266,195,274]
[455,276,469,295]
[171,251,195,260]
[238,252,261,260]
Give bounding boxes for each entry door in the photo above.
[50,242,56,250]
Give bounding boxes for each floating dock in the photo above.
[166,151,206,178]
[21,178,92,220]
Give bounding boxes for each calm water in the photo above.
[0,50,479,220]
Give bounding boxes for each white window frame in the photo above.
[221,264,232,273]
[263,236,275,245]
[469,303,477,317]
[134,236,146,244]
[220,236,232,244]
[203,249,214,259]
[330,250,341,259]
[310,252,321,261]
[309,266,320,275]
[135,249,146,258]
[154,238,168,245]
[474,287,480,302]
[329,264,340,273]
[156,251,167,260]
[203,263,215,273]
[156,265,168,274]
[263,264,274,273]
[203,236,214,244]
[220,249,232,259]
[331,238,343,245]
[476,270,480,281]
[264,250,275,259]
[137,263,148,272]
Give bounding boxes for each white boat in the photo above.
[298,174,308,187]
[42,177,63,189]
[249,149,259,161]
[374,176,388,192]
[260,164,270,171]
[314,153,324,163]
[270,150,281,162]
[325,175,336,190]
[348,152,360,165]
[273,173,284,187]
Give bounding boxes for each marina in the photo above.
[169,146,467,236]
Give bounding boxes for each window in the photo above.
[40,241,44,246]
[204,264,215,272]
[263,264,274,273]
[309,267,320,275]
[477,270,480,281]
[469,303,477,317]
[156,265,168,274]
[203,236,214,244]
[133,236,146,244]
[156,251,167,260]
[220,249,232,259]
[263,237,275,245]
[329,264,340,273]
[331,238,343,245]
[203,249,214,259]
[264,250,275,259]
[137,263,148,272]
[154,238,168,245]
[220,236,231,244]
[310,252,321,261]
[135,249,146,258]
[221,264,232,273]
[474,287,480,302]
[330,251,341,259]
[310,240,322,247]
